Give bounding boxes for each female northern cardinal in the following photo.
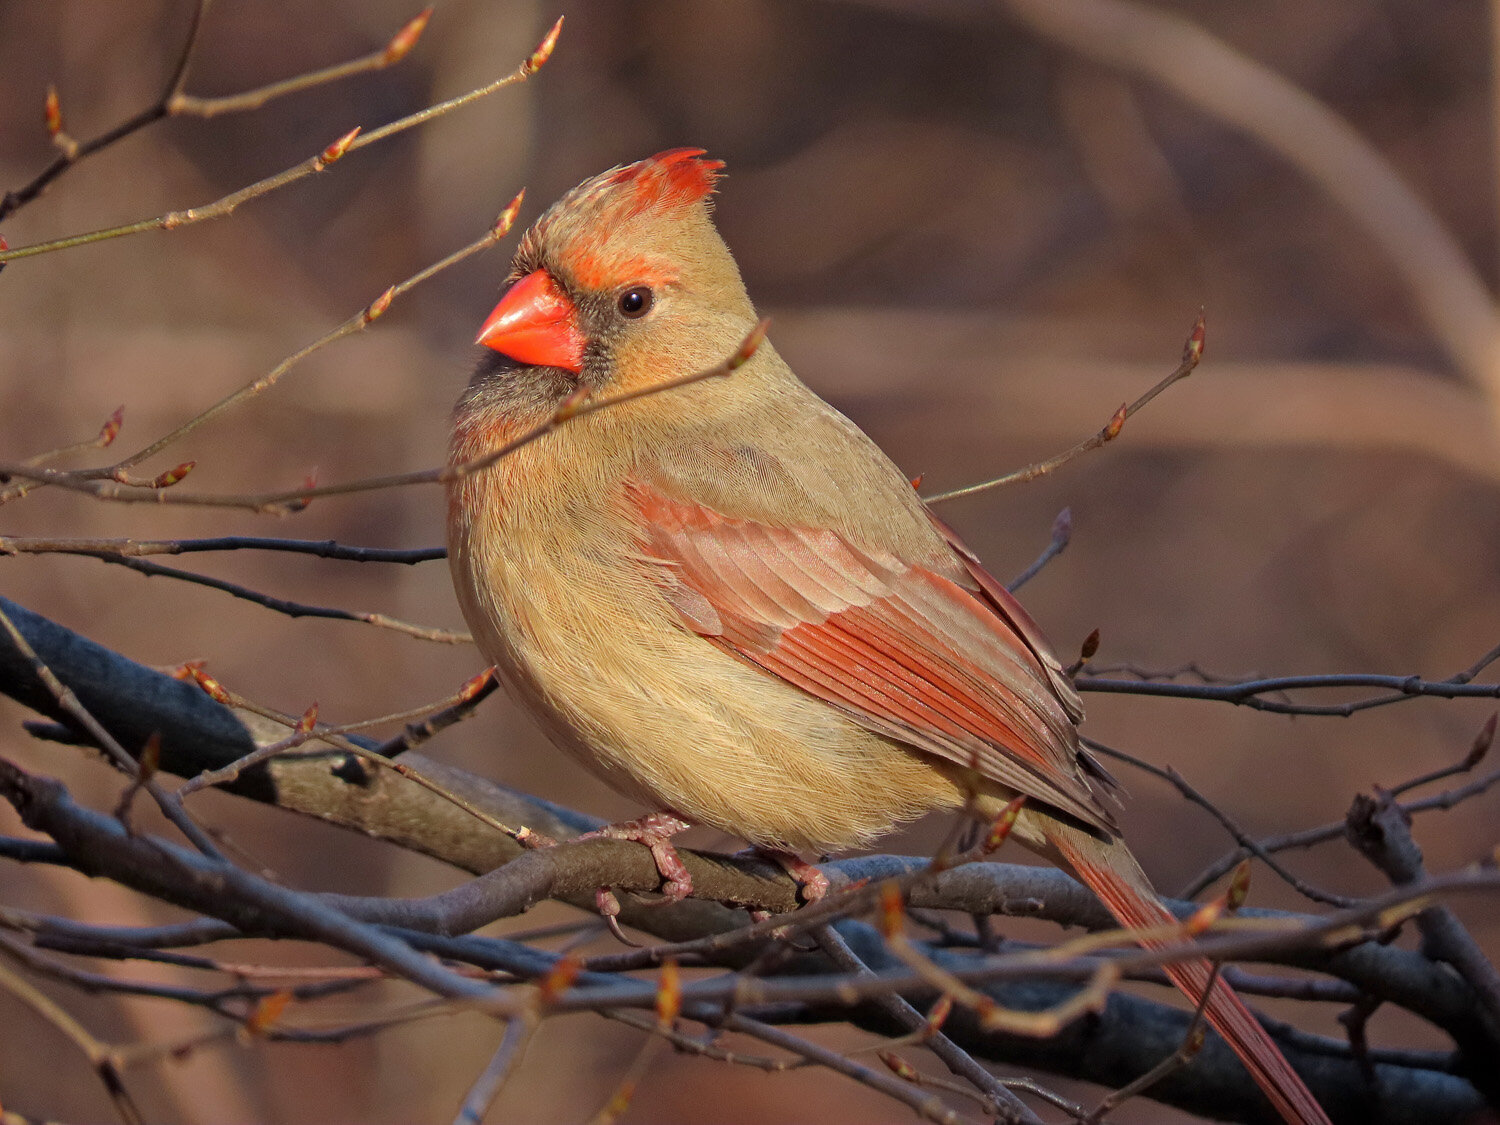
[447,149,1330,1125]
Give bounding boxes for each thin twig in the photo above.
[719,1013,981,1125]
[0,535,446,565]
[814,924,1045,1125]
[926,312,1203,503]
[1085,973,1211,1122]
[0,960,144,1125]
[1083,736,1357,908]
[172,672,526,843]
[1,193,528,506]
[0,0,208,222]
[80,551,470,643]
[450,1017,532,1125]
[1007,508,1072,592]
[178,670,497,795]
[0,319,770,514]
[0,17,559,260]
[167,9,434,118]
[1075,667,1500,715]
[1182,749,1500,899]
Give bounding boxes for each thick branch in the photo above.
[0,595,1494,1117]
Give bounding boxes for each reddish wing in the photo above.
[628,480,1115,834]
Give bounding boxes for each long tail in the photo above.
[1044,822,1332,1125]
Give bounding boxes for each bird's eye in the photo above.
[617,286,653,319]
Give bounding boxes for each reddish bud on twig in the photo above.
[149,461,195,489]
[492,188,526,237]
[922,994,952,1038]
[44,86,62,137]
[732,318,770,367]
[97,406,125,447]
[1185,893,1227,936]
[537,955,580,1005]
[981,795,1026,853]
[318,126,362,168]
[170,660,205,682]
[553,384,590,423]
[524,16,564,75]
[1184,310,1207,366]
[365,286,395,323]
[1465,712,1497,770]
[283,472,319,514]
[189,666,231,704]
[382,7,433,64]
[655,959,681,1026]
[1102,403,1127,442]
[1227,858,1252,912]
[909,474,924,490]
[245,990,293,1036]
[295,702,319,735]
[877,880,904,938]
[457,667,497,703]
[878,1051,920,1082]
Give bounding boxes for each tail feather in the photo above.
[1045,823,1332,1125]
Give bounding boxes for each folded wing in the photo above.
[627,479,1115,835]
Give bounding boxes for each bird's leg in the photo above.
[574,812,695,902]
[750,847,829,904]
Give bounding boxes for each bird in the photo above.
[446,148,1331,1125]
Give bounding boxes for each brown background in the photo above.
[1,1,1496,1122]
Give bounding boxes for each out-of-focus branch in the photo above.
[812,923,1045,1125]
[993,0,1500,427]
[0,959,145,1124]
[0,6,437,223]
[0,18,561,262]
[0,196,528,507]
[0,193,534,510]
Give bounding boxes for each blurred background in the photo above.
[1,1,1497,1121]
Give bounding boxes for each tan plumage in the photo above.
[447,149,1330,1125]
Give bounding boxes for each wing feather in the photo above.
[630,479,1115,833]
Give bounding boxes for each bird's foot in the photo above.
[751,847,829,905]
[576,812,695,903]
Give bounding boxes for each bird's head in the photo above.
[475,149,757,402]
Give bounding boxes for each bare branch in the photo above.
[927,312,1203,504]
[1006,508,1072,592]
[996,0,1500,416]
[0,535,446,565]
[79,550,470,643]
[0,17,560,259]
[0,319,769,514]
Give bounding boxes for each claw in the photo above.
[754,847,829,904]
[575,812,694,903]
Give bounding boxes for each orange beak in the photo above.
[475,269,586,373]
